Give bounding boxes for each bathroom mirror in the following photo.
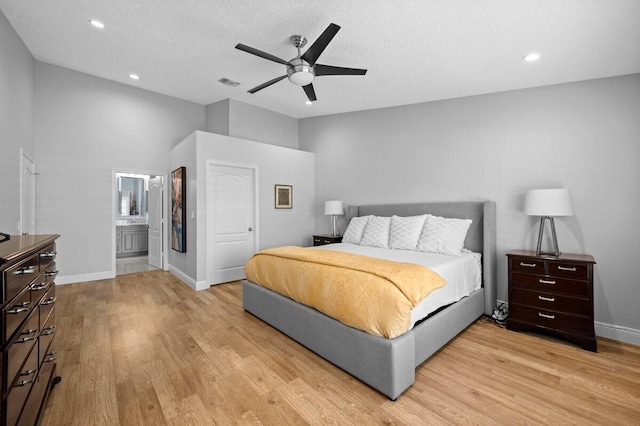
[116,174,148,218]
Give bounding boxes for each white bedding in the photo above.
[313,243,482,329]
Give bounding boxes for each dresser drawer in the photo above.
[29,272,53,304]
[548,261,588,279]
[6,307,39,386]
[5,344,38,426]
[510,303,592,334]
[511,272,588,297]
[3,287,34,344]
[2,253,39,304]
[510,287,590,316]
[40,284,56,327]
[39,307,56,366]
[38,243,57,270]
[510,257,546,275]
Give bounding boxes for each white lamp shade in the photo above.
[324,200,344,216]
[524,189,574,216]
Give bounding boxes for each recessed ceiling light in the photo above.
[524,53,540,62]
[129,74,140,80]
[90,19,104,29]
[305,100,312,105]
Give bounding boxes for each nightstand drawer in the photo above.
[510,257,546,274]
[548,261,588,279]
[313,235,343,246]
[511,272,588,297]
[510,288,590,316]
[510,304,592,334]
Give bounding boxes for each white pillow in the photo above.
[360,216,391,248]
[342,215,371,244]
[417,214,472,256]
[389,215,427,250]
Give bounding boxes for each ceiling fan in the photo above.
[235,23,367,102]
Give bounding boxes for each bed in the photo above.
[242,201,496,399]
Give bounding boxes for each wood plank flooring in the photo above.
[41,270,640,425]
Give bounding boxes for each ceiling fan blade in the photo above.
[235,44,290,65]
[301,23,340,66]
[248,75,287,93]
[314,64,368,76]
[303,84,317,102]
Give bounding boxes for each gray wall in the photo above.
[0,9,34,233]
[205,98,299,149]
[34,62,206,282]
[169,131,315,288]
[299,74,640,340]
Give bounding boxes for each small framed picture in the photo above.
[275,184,292,209]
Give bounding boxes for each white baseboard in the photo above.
[168,265,209,291]
[496,300,640,347]
[56,270,114,285]
[595,322,640,347]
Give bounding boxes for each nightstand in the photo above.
[313,235,343,246]
[506,250,597,352]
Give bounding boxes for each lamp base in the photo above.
[330,215,340,237]
[535,216,560,257]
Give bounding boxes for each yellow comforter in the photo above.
[244,246,446,338]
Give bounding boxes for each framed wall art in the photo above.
[275,184,292,209]
[171,166,186,252]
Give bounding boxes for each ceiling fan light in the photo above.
[287,58,315,86]
[289,71,314,86]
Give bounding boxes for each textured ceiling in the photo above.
[1,0,639,119]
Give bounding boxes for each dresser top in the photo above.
[506,250,595,264]
[0,234,60,267]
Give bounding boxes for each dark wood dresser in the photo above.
[506,250,596,352]
[1,235,60,425]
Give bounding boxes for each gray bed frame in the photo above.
[243,201,497,400]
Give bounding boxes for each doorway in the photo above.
[206,161,259,285]
[113,171,166,276]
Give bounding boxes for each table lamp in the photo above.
[524,188,573,257]
[324,200,344,237]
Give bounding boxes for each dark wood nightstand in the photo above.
[506,250,597,352]
[313,235,343,246]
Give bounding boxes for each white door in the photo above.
[207,163,257,285]
[148,176,163,269]
[20,151,36,235]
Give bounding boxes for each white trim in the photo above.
[56,271,114,285]
[595,321,640,347]
[169,265,209,291]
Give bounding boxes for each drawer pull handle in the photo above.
[40,251,57,258]
[20,369,36,376]
[41,296,57,305]
[30,283,48,291]
[41,329,56,336]
[16,336,37,343]
[7,307,29,314]
[44,270,59,277]
[538,295,555,302]
[538,312,555,320]
[15,379,35,387]
[47,350,57,356]
[539,279,556,285]
[13,266,36,275]
[44,356,56,363]
[21,328,38,335]
[519,262,537,268]
[557,266,577,272]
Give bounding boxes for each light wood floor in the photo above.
[41,270,640,425]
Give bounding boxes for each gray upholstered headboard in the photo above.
[347,201,497,315]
